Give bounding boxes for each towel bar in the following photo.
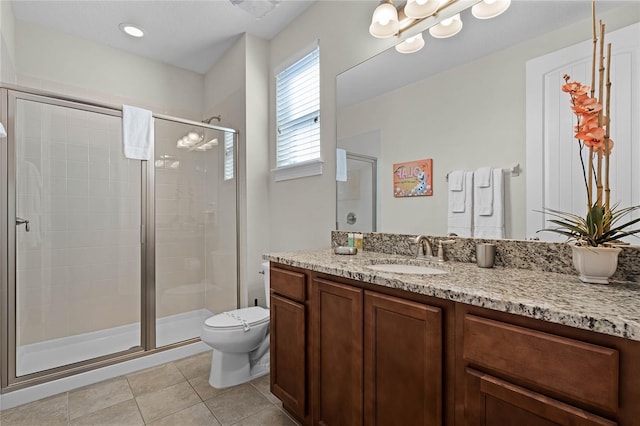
[446,164,520,181]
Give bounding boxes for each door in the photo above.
[364,291,442,426]
[337,153,377,232]
[270,293,306,419]
[526,23,640,241]
[312,278,363,426]
[5,91,143,382]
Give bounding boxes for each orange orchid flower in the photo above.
[572,98,603,115]
[561,79,590,96]
[576,126,605,149]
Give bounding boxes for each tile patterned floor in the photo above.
[0,351,301,426]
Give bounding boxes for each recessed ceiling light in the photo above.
[119,23,144,38]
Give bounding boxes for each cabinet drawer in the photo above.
[271,266,306,302]
[465,368,617,426]
[463,315,619,413]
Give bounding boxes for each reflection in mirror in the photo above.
[336,1,639,240]
[336,152,378,232]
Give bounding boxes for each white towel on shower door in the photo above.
[336,149,347,182]
[122,105,153,160]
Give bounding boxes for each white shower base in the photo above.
[17,309,212,377]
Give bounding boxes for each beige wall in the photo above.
[0,0,16,83]
[14,20,204,119]
[243,35,270,307]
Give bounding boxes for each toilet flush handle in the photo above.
[224,311,251,332]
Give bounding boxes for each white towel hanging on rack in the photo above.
[448,171,473,237]
[448,170,466,213]
[474,168,505,238]
[474,167,494,216]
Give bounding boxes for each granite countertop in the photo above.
[264,249,640,342]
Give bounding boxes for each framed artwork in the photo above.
[393,158,433,197]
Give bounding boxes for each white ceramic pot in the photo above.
[571,245,622,284]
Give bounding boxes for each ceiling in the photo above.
[10,0,316,74]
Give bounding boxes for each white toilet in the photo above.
[200,262,271,388]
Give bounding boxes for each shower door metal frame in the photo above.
[0,85,240,393]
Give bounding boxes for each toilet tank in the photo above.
[262,262,270,308]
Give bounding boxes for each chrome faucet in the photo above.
[414,235,433,259]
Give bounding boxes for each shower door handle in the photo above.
[16,217,30,232]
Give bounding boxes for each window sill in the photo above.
[272,159,324,182]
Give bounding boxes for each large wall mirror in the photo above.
[336,1,639,240]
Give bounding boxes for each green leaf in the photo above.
[537,204,640,246]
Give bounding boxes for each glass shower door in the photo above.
[11,93,142,377]
[153,120,237,347]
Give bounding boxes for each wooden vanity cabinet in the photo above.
[270,265,311,425]
[270,262,640,426]
[311,275,446,426]
[456,304,640,426]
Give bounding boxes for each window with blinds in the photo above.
[276,46,320,171]
[224,131,234,181]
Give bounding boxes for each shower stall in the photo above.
[0,87,239,392]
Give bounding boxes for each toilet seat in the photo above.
[204,307,269,331]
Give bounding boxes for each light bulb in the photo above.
[428,14,462,38]
[395,33,425,54]
[471,0,511,19]
[369,2,399,38]
[187,131,201,142]
[118,23,144,38]
[404,0,438,20]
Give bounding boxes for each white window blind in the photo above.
[224,131,234,181]
[276,46,320,169]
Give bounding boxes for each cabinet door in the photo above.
[271,293,306,419]
[464,369,617,426]
[312,278,363,426]
[364,291,443,426]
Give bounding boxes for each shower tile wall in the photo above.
[15,100,141,356]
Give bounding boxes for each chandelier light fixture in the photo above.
[370,0,511,54]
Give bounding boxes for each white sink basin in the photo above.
[366,263,447,275]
